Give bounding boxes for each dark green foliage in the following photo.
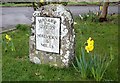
[16,24,30,31]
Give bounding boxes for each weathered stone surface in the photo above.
[29,4,75,67]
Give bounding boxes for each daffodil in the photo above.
[5,34,9,40]
[9,38,11,41]
[100,6,103,11]
[85,37,94,53]
[85,45,94,53]
[87,37,94,46]
[5,34,11,41]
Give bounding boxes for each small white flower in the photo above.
[79,14,83,20]
[87,15,89,17]
[54,64,57,66]
[33,57,41,64]
[79,14,82,17]
[81,17,83,20]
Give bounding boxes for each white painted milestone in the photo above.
[36,17,60,53]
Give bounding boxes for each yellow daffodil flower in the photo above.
[100,6,103,11]
[5,34,11,41]
[5,34,9,39]
[85,37,94,53]
[85,45,94,53]
[87,37,94,46]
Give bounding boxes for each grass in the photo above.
[2,25,82,81]
[0,3,32,7]
[68,2,118,6]
[74,15,118,81]
[68,2,100,6]
[1,15,118,81]
[0,34,2,82]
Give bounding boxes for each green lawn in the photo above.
[68,2,100,5]
[1,15,118,81]
[0,3,32,7]
[0,2,117,7]
[74,15,118,81]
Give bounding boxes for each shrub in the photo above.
[16,24,30,31]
